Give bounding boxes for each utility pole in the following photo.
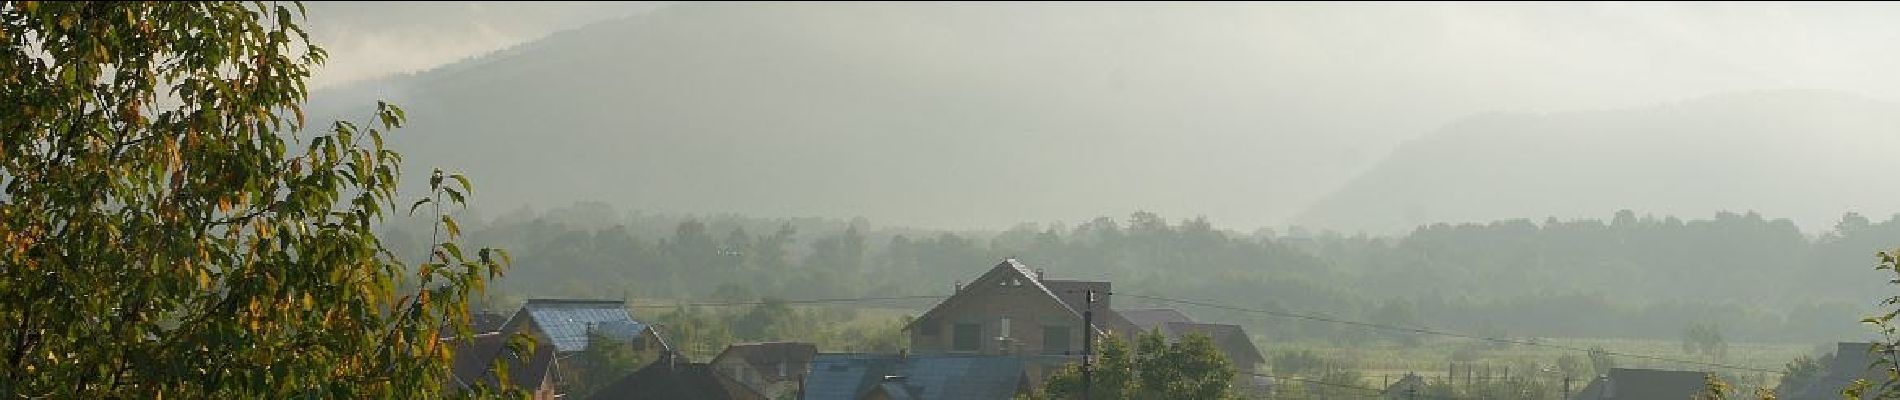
[1082,288,1095,400]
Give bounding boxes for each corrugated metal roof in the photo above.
[518,299,644,352]
[803,354,896,399]
[902,356,1024,399]
[800,354,1025,400]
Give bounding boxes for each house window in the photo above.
[1042,326,1071,355]
[921,319,940,336]
[952,323,982,352]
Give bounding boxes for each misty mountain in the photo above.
[317,2,1791,231]
[311,2,1370,230]
[1295,90,1900,234]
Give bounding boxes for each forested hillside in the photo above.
[1297,90,1900,234]
[382,203,1894,344]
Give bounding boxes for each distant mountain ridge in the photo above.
[1295,89,1900,234]
[305,2,1900,233]
[301,2,1444,230]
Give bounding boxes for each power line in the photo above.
[618,291,1784,375]
[1253,371,1457,400]
[625,294,947,308]
[1123,293,1785,375]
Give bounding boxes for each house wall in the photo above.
[533,372,556,400]
[909,272,1087,356]
[499,309,554,354]
[713,358,800,400]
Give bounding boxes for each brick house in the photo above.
[904,259,1139,358]
[447,332,559,400]
[711,342,817,399]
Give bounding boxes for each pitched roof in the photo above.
[801,354,1028,400]
[1120,309,1193,331]
[904,259,1118,335]
[712,342,818,379]
[589,359,764,400]
[511,299,646,352]
[1571,368,1707,400]
[447,332,555,394]
[1159,322,1265,367]
[803,354,902,399]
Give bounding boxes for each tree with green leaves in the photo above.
[563,328,649,398]
[1027,330,1236,400]
[1683,322,1729,362]
[0,2,509,397]
[1855,247,1900,399]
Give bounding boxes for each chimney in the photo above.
[954,281,962,292]
[1035,269,1044,281]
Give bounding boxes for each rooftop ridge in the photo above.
[522,298,625,305]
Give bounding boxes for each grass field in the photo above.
[1259,336,1822,394]
[606,297,1828,394]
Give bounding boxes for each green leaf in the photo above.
[441,215,460,238]
[450,174,472,195]
[407,197,430,215]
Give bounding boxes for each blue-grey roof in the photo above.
[518,299,644,353]
[803,354,897,400]
[801,354,1025,400]
[900,355,1025,399]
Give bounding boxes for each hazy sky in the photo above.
[300,2,1900,232]
[304,2,1900,106]
[302,1,671,89]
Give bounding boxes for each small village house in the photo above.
[712,342,818,399]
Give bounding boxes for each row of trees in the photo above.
[1024,331,1238,400]
[12,2,1900,398]
[395,203,1900,344]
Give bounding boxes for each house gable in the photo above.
[501,299,644,354]
[906,259,1105,356]
[905,260,1080,331]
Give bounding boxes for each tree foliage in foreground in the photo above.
[1854,246,1900,400]
[1026,330,1236,400]
[0,2,508,397]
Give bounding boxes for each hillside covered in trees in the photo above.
[382,203,1894,344]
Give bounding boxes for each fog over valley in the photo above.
[16,2,1900,398]
[307,2,1900,233]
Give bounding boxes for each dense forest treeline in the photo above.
[382,202,1899,344]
